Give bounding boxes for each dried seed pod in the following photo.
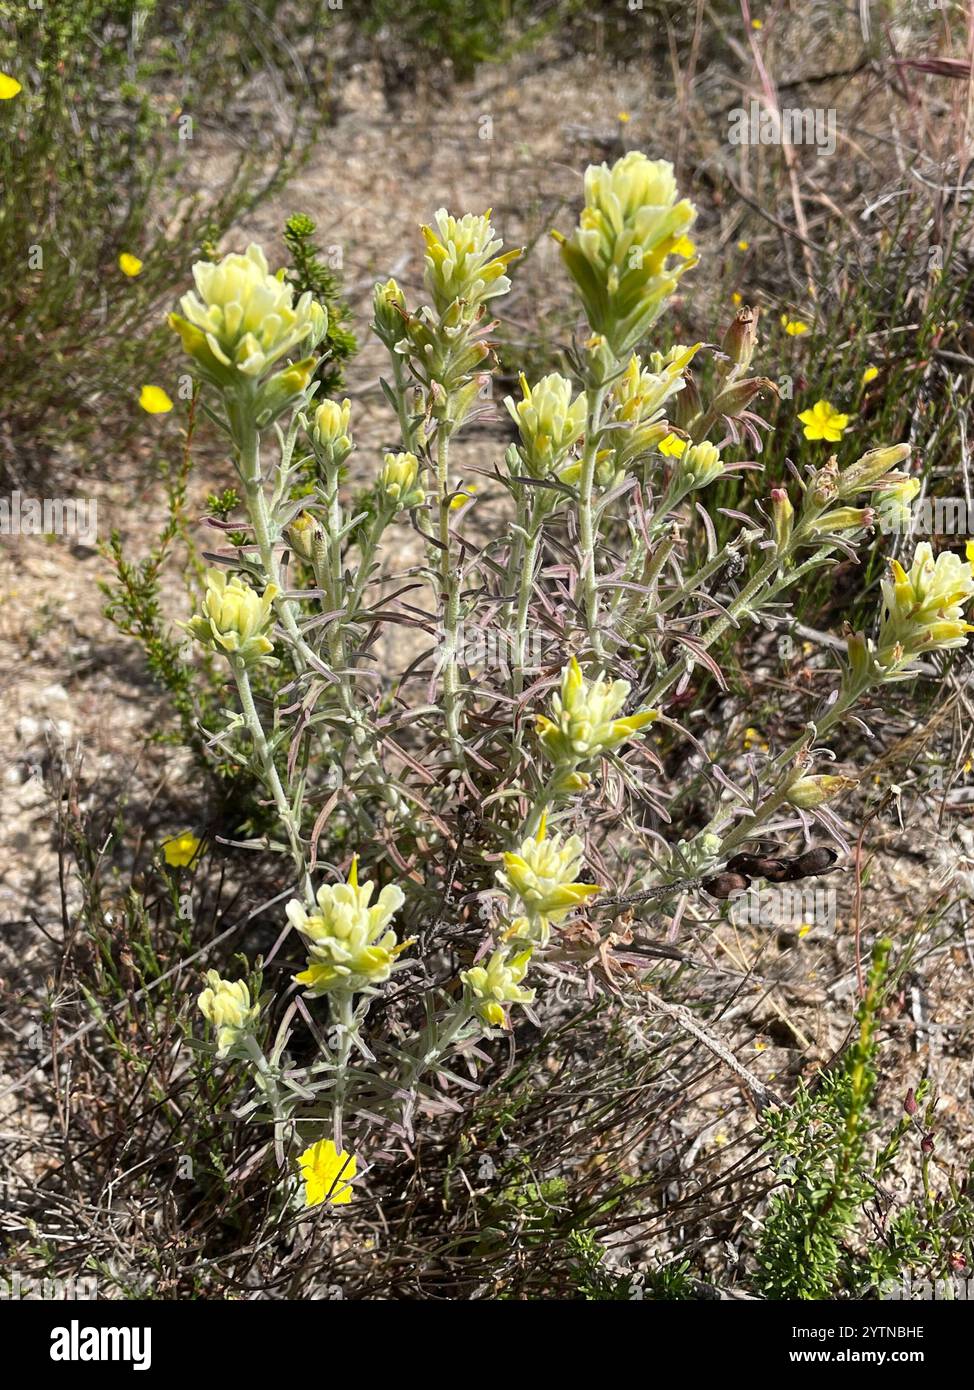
[782,848,839,880]
[702,872,750,899]
[725,852,789,880]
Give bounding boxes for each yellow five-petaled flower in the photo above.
[298,1139,357,1208]
[798,399,850,443]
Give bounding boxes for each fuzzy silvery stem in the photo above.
[521,773,565,841]
[231,656,313,902]
[236,414,314,674]
[399,998,475,1125]
[435,423,466,765]
[390,352,418,453]
[242,1032,290,1164]
[348,503,394,620]
[330,990,356,1155]
[577,382,609,657]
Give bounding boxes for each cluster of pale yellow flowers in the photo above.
[198,971,260,1059]
[185,569,278,669]
[497,816,600,947]
[460,947,535,1029]
[504,373,586,479]
[874,542,974,676]
[556,152,697,356]
[168,244,325,430]
[311,397,353,461]
[286,858,413,998]
[536,656,657,782]
[422,209,520,317]
[608,346,697,474]
[460,658,657,1028]
[378,451,425,510]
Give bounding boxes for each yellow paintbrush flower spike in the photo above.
[185,568,278,668]
[504,372,586,477]
[139,384,173,414]
[678,440,724,490]
[536,656,657,766]
[379,451,425,509]
[118,253,143,277]
[371,276,408,353]
[169,243,324,385]
[608,347,697,470]
[558,151,697,355]
[498,822,600,941]
[288,858,411,997]
[421,209,520,316]
[461,947,535,1029]
[876,542,974,671]
[312,397,352,452]
[162,832,202,868]
[198,971,259,1058]
[298,1139,357,1208]
[798,400,850,442]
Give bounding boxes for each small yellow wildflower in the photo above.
[862,365,879,385]
[731,291,742,305]
[798,399,850,443]
[737,239,750,252]
[658,432,687,458]
[139,384,173,414]
[118,253,143,277]
[450,483,478,511]
[742,726,768,752]
[299,1139,357,1208]
[781,315,809,336]
[798,923,813,940]
[617,111,631,124]
[751,17,763,29]
[162,832,202,868]
[0,73,22,99]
